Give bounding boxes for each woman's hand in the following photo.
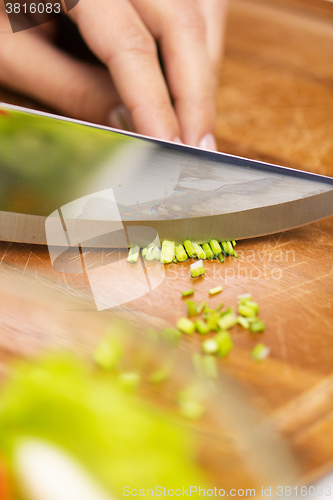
[0,0,227,148]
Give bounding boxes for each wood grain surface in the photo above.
[0,0,333,485]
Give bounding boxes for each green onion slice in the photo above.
[186,299,199,317]
[145,245,156,261]
[160,240,175,264]
[238,303,257,318]
[175,244,188,262]
[202,243,214,260]
[176,317,196,335]
[183,240,196,258]
[217,311,237,330]
[202,338,219,355]
[190,260,205,278]
[127,245,140,264]
[251,343,270,361]
[237,316,250,329]
[215,331,233,358]
[237,293,252,303]
[197,301,207,314]
[250,320,266,333]
[193,243,207,260]
[210,239,222,256]
[195,320,210,335]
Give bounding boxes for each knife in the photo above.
[0,102,332,247]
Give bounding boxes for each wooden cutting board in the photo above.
[0,0,333,485]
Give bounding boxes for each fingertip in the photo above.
[173,137,183,144]
[198,133,217,151]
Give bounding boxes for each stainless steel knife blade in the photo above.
[0,103,332,247]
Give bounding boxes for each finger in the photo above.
[130,0,216,149]
[198,0,228,76]
[69,0,180,142]
[0,10,121,125]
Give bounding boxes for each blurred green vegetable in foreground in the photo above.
[0,355,208,499]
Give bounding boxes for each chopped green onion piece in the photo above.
[217,312,237,330]
[220,306,233,316]
[221,241,234,256]
[186,299,199,317]
[145,245,156,261]
[176,317,195,335]
[193,243,206,260]
[182,289,194,297]
[175,244,188,262]
[202,243,214,259]
[127,245,140,263]
[190,260,205,278]
[202,338,219,354]
[238,303,257,318]
[172,259,178,264]
[251,343,270,361]
[215,302,224,311]
[226,241,235,255]
[142,247,147,258]
[215,331,233,358]
[237,293,252,303]
[161,327,181,344]
[210,239,222,256]
[149,366,170,384]
[197,300,207,314]
[250,320,266,333]
[153,246,161,260]
[183,240,196,258]
[233,251,239,259]
[218,253,225,263]
[209,285,223,295]
[160,240,175,264]
[206,311,220,331]
[195,320,210,335]
[221,241,229,255]
[118,372,141,391]
[94,336,123,370]
[202,355,218,379]
[243,300,259,314]
[237,316,250,329]
[179,400,205,420]
[232,240,237,247]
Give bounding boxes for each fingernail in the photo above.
[173,137,183,144]
[108,105,134,132]
[199,133,217,151]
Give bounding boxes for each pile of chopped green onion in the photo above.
[94,279,270,419]
[127,239,239,272]
[237,294,266,333]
